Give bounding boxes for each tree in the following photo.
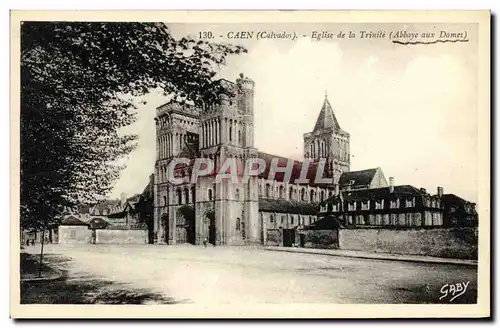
[20,22,246,272]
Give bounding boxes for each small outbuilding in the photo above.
[58,216,90,244]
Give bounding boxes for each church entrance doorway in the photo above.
[205,210,216,246]
[176,205,196,244]
[160,214,169,244]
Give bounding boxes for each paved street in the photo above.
[25,244,477,304]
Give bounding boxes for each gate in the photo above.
[282,229,295,247]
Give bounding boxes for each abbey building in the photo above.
[153,74,388,246]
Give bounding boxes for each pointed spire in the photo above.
[313,94,341,132]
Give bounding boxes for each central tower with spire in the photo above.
[303,94,351,185]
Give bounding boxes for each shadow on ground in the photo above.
[21,253,182,304]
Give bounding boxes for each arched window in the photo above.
[310,191,315,203]
[238,130,241,144]
[265,184,271,198]
[235,188,240,200]
[184,188,190,204]
[289,187,294,200]
[176,189,182,204]
[236,218,241,230]
[320,190,325,202]
[301,189,306,201]
[163,196,167,206]
[208,189,213,201]
[229,125,232,141]
[279,186,284,198]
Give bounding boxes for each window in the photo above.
[406,197,415,208]
[69,229,77,239]
[289,187,294,200]
[238,130,241,144]
[279,186,284,199]
[405,213,413,226]
[332,204,338,212]
[361,201,370,210]
[291,217,295,225]
[310,191,315,202]
[390,214,397,225]
[184,188,190,204]
[320,191,325,202]
[375,200,384,210]
[176,189,182,204]
[270,215,274,224]
[229,126,232,141]
[390,198,400,209]
[235,189,240,200]
[236,218,241,230]
[163,196,167,206]
[348,202,357,211]
[347,215,353,225]
[208,189,213,201]
[356,215,365,225]
[301,189,306,201]
[281,216,285,224]
[265,184,271,198]
[375,214,382,225]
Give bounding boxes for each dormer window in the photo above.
[390,198,400,209]
[375,200,384,210]
[405,197,415,208]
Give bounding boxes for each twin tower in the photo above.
[154,74,350,246]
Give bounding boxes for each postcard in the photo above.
[11,10,490,319]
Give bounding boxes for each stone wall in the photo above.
[301,230,339,249]
[265,229,281,246]
[338,227,478,259]
[96,229,148,244]
[58,226,91,244]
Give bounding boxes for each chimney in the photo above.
[389,177,394,193]
[437,186,444,197]
[120,192,127,204]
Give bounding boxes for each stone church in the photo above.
[153,74,387,246]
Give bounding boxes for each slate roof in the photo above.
[339,168,378,188]
[340,185,426,202]
[259,198,318,215]
[257,151,334,186]
[313,96,342,132]
[61,216,88,226]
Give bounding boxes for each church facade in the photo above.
[153,74,386,246]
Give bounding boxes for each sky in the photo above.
[110,22,479,202]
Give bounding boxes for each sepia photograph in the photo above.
[10,10,490,318]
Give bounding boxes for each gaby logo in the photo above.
[439,281,470,302]
[162,157,334,185]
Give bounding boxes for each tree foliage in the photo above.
[20,22,246,229]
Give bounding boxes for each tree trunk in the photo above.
[38,222,47,278]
